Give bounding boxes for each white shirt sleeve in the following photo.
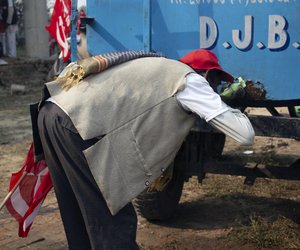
[209,108,255,145]
[176,73,255,145]
[176,73,229,121]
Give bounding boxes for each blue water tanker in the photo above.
[70,0,300,220]
[85,0,300,101]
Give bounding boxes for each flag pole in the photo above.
[71,0,78,62]
[0,171,28,211]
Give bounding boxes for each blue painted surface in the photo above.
[71,1,78,62]
[87,0,300,100]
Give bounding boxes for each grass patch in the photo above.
[228,215,300,249]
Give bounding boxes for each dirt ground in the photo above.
[0,59,300,250]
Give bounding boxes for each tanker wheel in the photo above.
[203,132,226,158]
[133,132,225,221]
[134,157,185,221]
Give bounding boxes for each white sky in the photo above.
[47,0,86,10]
[78,0,86,7]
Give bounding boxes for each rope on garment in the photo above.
[56,50,162,91]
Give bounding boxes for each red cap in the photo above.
[179,49,234,83]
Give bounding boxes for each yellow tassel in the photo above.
[56,63,85,91]
[148,164,174,192]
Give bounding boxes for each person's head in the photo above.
[179,49,234,91]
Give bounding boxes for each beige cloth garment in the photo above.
[46,57,196,214]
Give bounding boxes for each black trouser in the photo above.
[38,102,139,250]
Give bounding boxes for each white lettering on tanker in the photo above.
[268,15,288,49]
[200,15,295,50]
[170,0,295,6]
[232,16,253,50]
[200,17,218,49]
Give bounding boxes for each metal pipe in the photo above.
[71,0,78,62]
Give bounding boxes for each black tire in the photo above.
[203,132,226,158]
[133,132,225,221]
[134,157,185,221]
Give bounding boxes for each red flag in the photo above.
[5,143,53,237]
[45,0,71,62]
